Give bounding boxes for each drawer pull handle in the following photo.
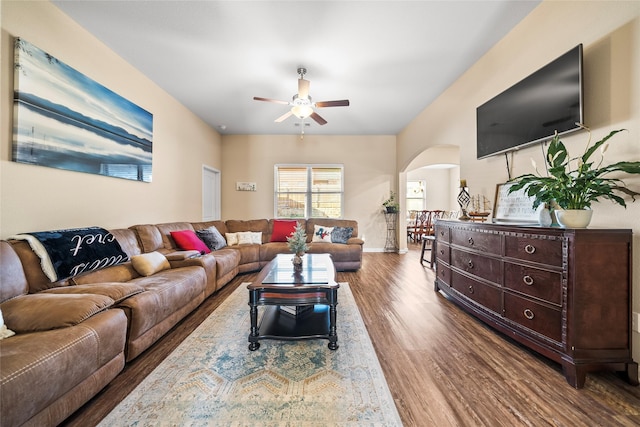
[440,231,445,237]
[468,237,474,245]
[468,285,474,294]
[523,275,534,286]
[524,244,536,254]
[468,260,474,269]
[523,309,535,320]
[439,249,444,255]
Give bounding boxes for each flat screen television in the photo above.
[476,44,583,159]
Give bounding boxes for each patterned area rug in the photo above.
[99,282,402,426]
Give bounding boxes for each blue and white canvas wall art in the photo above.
[13,38,153,182]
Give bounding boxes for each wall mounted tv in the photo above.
[476,44,583,159]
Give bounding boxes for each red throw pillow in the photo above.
[270,220,298,242]
[170,230,210,253]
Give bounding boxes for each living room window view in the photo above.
[2,1,640,427]
[274,165,344,219]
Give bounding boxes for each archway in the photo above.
[397,145,460,253]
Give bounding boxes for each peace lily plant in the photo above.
[508,125,640,226]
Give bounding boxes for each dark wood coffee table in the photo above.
[247,253,339,351]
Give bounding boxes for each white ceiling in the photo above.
[51,0,540,136]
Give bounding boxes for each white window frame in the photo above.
[274,164,344,218]
[406,180,426,212]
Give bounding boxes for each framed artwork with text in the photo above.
[492,182,541,223]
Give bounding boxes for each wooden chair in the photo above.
[406,210,418,242]
[409,210,430,243]
[419,210,444,268]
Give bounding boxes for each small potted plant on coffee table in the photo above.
[287,221,309,271]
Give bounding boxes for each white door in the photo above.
[202,166,220,221]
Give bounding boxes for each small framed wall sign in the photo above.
[493,182,541,223]
[236,182,256,191]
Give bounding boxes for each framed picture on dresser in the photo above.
[492,182,541,223]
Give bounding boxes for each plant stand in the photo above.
[384,212,398,253]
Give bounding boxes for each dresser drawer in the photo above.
[451,248,501,284]
[504,263,562,305]
[451,271,501,314]
[504,293,562,343]
[504,235,563,267]
[435,242,450,264]
[434,224,451,243]
[436,260,451,286]
[451,228,501,255]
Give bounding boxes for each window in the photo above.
[406,180,426,212]
[275,165,343,218]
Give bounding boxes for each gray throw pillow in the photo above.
[331,226,353,244]
[196,226,227,251]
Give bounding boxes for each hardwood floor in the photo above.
[63,245,640,426]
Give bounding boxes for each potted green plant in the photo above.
[383,191,399,213]
[508,125,640,228]
[287,221,309,271]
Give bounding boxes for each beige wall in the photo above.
[221,134,396,250]
[398,0,640,370]
[0,1,222,238]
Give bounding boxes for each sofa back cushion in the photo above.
[155,222,196,251]
[129,224,164,253]
[0,242,29,303]
[192,220,228,235]
[7,240,67,292]
[110,228,142,258]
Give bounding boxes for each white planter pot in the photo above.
[555,209,593,228]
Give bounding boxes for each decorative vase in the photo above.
[538,205,552,227]
[457,180,471,221]
[555,209,593,228]
[292,253,304,272]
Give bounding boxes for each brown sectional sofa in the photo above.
[0,218,363,427]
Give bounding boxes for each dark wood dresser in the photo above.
[433,219,638,388]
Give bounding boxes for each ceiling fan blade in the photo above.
[310,112,327,125]
[315,99,350,108]
[275,110,293,123]
[254,96,290,105]
[298,79,310,99]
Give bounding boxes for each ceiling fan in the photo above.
[253,67,349,126]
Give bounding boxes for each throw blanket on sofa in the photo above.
[10,227,128,282]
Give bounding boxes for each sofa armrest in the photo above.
[0,293,115,333]
[347,237,365,245]
[165,250,201,261]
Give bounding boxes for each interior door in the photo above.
[202,166,220,221]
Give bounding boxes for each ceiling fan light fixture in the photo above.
[291,105,313,119]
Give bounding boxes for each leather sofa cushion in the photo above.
[0,309,127,427]
[123,267,206,339]
[0,242,29,303]
[192,220,228,236]
[155,222,195,250]
[1,293,114,333]
[110,228,142,257]
[129,224,164,253]
[69,262,140,285]
[42,282,145,304]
